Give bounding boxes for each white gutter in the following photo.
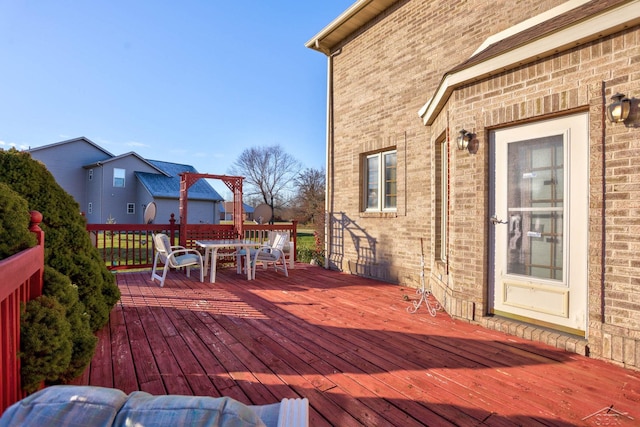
[305,0,375,52]
[324,48,342,269]
[419,0,640,125]
[324,54,332,269]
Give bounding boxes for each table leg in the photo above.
[202,247,210,277]
[245,247,252,280]
[209,248,219,283]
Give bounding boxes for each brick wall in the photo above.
[329,0,565,282]
[327,0,640,368]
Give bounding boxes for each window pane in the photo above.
[383,152,396,209]
[113,168,125,188]
[366,156,379,209]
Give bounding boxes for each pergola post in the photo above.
[179,172,244,246]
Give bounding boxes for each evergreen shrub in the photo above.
[20,295,72,394]
[0,182,36,260]
[0,148,120,390]
[0,148,120,330]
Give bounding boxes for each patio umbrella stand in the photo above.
[407,238,440,316]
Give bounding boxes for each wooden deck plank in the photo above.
[107,304,139,394]
[121,305,165,394]
[248,282,544,423]
[85,304,116,388]
[252,272,627,421]
[76,265,640,426]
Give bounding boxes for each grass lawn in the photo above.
[296,227,315,250]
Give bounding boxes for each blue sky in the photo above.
[0,1,352,197]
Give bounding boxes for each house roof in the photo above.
[83,151,168,175]
[220,201,255,213]
[419,0,640,124]
[305,0,398,54]
[137,160,223,201]
[28,136,114,157]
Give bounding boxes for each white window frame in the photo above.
[438,138,448,262]
[363,150,397,212]
[127,203,135,215]
[88,202,93,214]
[113,168,125,188]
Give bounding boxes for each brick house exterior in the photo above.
[307,0,640,369]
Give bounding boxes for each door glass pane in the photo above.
[507,135,564,281]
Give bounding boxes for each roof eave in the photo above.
[305,0,397,55]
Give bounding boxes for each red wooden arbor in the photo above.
[179,173,244,246]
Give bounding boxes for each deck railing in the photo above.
[0,211,45,414]
[86,217,297,271]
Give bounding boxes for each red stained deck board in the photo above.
[229,272,632,426]
[85,305,117,388]
[239,304,482,426]
[249,274,600,422]
[223,318,420,426]
[107,304,139,394]
[120,306,165,394]
[75,266,640,427]
[242,289,530,425]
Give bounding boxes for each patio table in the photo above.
[195,240,262,283]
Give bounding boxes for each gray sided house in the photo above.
[29,137,223,224]
[219,201,255,222]
[28,137,113,212]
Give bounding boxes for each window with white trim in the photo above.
[113,168,125,188]
[127,203,135,214]
[88,202,93,214]
[363,150,397,211]
[88,169,93,181]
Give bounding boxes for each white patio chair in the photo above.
[151,233,203,287]
[267,230,295,269]
[252,231,289,279]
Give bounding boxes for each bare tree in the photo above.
[229,145,301,216]
[293,167,325,225]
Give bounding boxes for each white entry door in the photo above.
[491,113,588,335]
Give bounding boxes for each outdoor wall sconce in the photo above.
[607,93,631,123]
[456,129,479,154]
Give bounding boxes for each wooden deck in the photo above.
[72,264,640,426]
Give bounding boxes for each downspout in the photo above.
[98,162,104,224]
[324,48,341,269]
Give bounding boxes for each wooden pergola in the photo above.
[179,172,244,246]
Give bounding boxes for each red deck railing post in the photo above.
[0,211,45,414]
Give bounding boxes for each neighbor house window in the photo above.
[113,168,125,187]
[364,150,397,211]
[88,202,93,214]
[435,134,448,262]
[127,203,135,214]
[88,169,93,181]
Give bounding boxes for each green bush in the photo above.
[42,267,97,382]
[0,182,36,260]
[20,295,73,394]
[0,148,119,331]
[0,148,120,390]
